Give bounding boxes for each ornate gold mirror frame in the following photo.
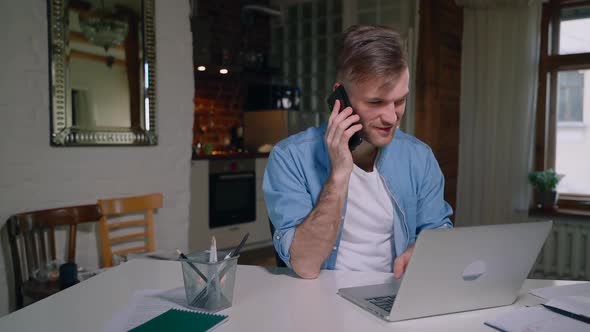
[49,0,157,146]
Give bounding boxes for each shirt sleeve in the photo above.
[262,145,314,268]
[415,148,454,237]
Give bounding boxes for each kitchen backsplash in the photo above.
[193,79,244,149]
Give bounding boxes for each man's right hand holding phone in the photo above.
[325,99,363,182]
[289,99,363,279]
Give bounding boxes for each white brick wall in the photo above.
[0,0,194,316]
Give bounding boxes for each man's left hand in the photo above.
[393,244,415,280]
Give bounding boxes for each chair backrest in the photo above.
[6,204,101,309]
[97,193,163,267]
[268,218,287,268]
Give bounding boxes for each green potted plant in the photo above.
[528,169,564,210]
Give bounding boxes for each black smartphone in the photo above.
[326,85,362,151]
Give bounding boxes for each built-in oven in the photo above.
[209,159,256,228]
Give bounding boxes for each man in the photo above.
[263,25,453,279]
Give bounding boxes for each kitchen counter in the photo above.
[192,152,270,160]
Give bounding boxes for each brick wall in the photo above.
[0,0,194,315]
[192,0,272,150]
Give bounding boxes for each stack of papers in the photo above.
[485,305,588,332]
[101,288,197,332]
[485,283,590,332]
[543,296,590,322]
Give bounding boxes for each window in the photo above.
[557,71,584,123]
[272,0,343,134]
[272,0,416,134]
[537,0,590,203]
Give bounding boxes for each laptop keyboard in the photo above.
[367,295,396,312]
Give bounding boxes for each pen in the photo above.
[209,236,220,304]
[209,236,218,263]
[225,232,249,260]
[176,249,208,282]
[542,304,590,324]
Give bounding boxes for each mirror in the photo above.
[49,0,156,146]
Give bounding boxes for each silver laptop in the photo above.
[337,221,552,321]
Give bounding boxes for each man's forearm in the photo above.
[289,174,348,278]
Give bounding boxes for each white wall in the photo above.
[0,0,194,316]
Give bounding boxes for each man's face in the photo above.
[340,68,409,148]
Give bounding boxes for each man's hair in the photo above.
[336,25,408,84]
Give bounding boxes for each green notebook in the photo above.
[128,308,228,332]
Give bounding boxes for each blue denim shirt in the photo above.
[263,124,453,269]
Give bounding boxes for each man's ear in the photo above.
[332,82,341,92]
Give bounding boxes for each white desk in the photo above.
[0,259,584,332]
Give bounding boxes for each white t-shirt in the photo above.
[335,164,396,272]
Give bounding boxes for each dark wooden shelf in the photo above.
[529,207,590,219]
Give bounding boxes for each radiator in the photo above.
[531,219,590,280]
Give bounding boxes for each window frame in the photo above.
[536,0,590,212]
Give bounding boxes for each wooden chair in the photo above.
[6,204,101,309]
[97,193,163,268]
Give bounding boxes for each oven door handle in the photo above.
[217,173,255,180]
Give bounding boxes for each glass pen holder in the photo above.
[179,250,239,312]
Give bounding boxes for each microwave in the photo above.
[245,84,300,111]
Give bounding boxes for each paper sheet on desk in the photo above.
[544,296,590,319]
[101,288,197,332]
[484,306,588,332]
[529,283,590,300]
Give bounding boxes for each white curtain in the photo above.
[454,0,542,226]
